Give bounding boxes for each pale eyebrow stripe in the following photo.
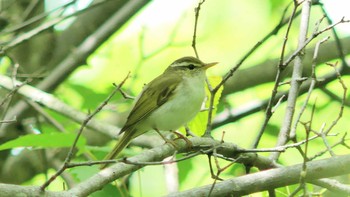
[170,62,200,67]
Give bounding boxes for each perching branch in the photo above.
[167,154,350,197]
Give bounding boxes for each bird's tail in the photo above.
[100,129,135,169]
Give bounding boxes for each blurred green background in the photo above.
[1,0,350,196]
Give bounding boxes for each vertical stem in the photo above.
[252,2,298,148]
[192,0,205,59]
[270,0,312,161]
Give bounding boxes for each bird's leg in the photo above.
[170,130,193,148]
[154,129,179,149]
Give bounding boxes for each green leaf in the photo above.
[181,76,224,136]
[70,166,99,181]
[65,83,118,109]
[0,133,86,151]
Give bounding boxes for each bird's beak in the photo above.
[204,62,218,70]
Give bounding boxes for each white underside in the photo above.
[144,74,206,131]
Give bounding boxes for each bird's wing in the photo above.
[120,73,181,132]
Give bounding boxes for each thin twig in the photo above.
[40,72,130,190]
[269,18,350,139]
[120,146,216,166]
[282,17,350,68]
[290,36,329,140]
[189,0,219,137]
[1,0,109,50]
[130,13,188,88]
[252,1,300,148]
[0,78,31,130]
[203,2,306,137]
[215,2,300,93]
[308,132,348,161]
[118,88,135,100]
[0,0,75,35]
[192,0,205,58]
[318,3,350,70]
[291,101,313,196]
[314,123,336,157]
[237,135,318,154]
[0,74,119,137]
[96,133,321,168]
[271,95,286,113]
[25,100,67,133]
[324,62,347,134]
[1,0,150,134]
[208,148,236,197]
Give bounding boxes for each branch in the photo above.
[57,137,275,196]
[271,0,312,160]
[0,0,150,132]
[252,0,300,148]
[212,67,340,129]
[1,136,349,196]
[0,74,119,137]
[192,0,205,58]
[290,36,329,140]
[221,36,350,96]
[40,73,130,190]
[167,154,350,197]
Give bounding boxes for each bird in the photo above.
[101,56,217,168]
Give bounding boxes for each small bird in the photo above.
[101,56,217,168]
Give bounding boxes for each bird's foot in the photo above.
[171,130,193,148]
[155,129,179,149]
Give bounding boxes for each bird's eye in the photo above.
[188,64,195,70]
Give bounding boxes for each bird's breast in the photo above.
[147,75,206,131]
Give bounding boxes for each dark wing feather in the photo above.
[120,73,181,132]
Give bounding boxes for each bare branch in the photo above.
[0,74,119,137]
[0,0,151,133]
[192,0,206,58]
[324,62,347,134]
[290,36,330,140]
[252,1,300,148]
[271,0,312,161]
[167,154,350,197]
